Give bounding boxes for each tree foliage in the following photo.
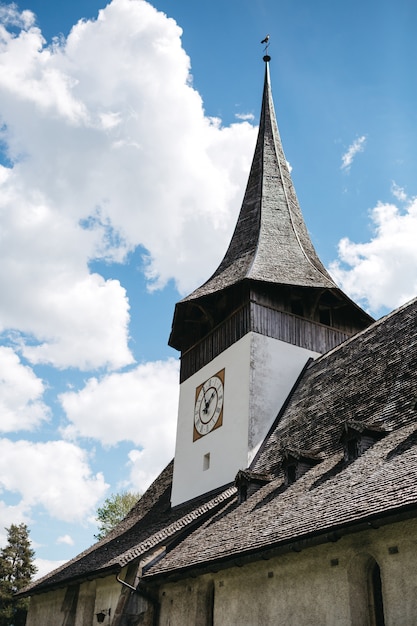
[0,523,37,626]
[95,491,141,540]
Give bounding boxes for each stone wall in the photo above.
[158,518,417,626]
[25,518,417,625]
[25,565,154,626]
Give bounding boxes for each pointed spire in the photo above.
[184,56,337,303]
[169,57,373,355]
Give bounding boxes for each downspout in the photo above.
[116,573,160,626]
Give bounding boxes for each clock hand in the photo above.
[202,385,209,414]
[203,390,216,414]
[201,387,216,414]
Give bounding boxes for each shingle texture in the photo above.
[182,60,336,304]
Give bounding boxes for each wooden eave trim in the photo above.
[142,503,417,586]
[16,563,122,599]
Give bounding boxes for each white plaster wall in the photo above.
[25,573,128,626]
[75,580,96,626]
[171,334,252,506]
[93,575,122,623]
[248,334,319,463]
[26,588,67,626]
[171,333,318,507]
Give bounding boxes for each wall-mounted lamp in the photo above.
[96,608,111,623]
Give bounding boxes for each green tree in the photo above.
[95,491,141,540]
[0,523,37,626]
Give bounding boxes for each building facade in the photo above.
[21,55,417,626]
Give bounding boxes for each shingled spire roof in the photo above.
[169,56,373,355]
[183,55,337,303]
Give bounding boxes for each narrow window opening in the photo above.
[347,438,358,461]
[239,483,248,504]
[203,453,210,471]
[207,580,215,626]
[369,561,385,626]
[286,464,297,485]
[282,450,320,486]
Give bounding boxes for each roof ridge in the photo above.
[259,61,333,286]
[117,486,236,568]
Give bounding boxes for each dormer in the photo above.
[235,470,272,503]
[340,421,387,463]
[282,449,321,486]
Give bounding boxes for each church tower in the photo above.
[169,55,372,507]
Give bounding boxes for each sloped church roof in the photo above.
[21,296,417,593]
[20,55,417,598]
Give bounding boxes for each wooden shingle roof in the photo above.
[182,58,336,304]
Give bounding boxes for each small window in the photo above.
[282,450,320,486]
[369,561,385,626]
[203,453,210,471]
[347,438,358,461]
[341,423,386,463]
[235,470,271,504]
[239,483,248,503]
[286,464,297,485]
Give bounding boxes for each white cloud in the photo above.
[34,558,68,580]
[0,500,31,547]
[235,112,255,121]
[0,346,49,431]
[0,3,35,29]
[0,439,108,522]
[330,197,417,313]
[341,135,366,171]
[0,0,257,373]
[126,447,169,494]
[56,534,74,546]
[60,358,179,490]
[391,181,408,202]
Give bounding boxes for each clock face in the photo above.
[193,369,225,441]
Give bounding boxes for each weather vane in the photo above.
[261,34,270,61]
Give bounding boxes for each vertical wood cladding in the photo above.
[180,302,349,382]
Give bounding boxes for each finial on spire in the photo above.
[261,34,270,62]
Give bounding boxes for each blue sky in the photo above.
[0,0,417,578]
